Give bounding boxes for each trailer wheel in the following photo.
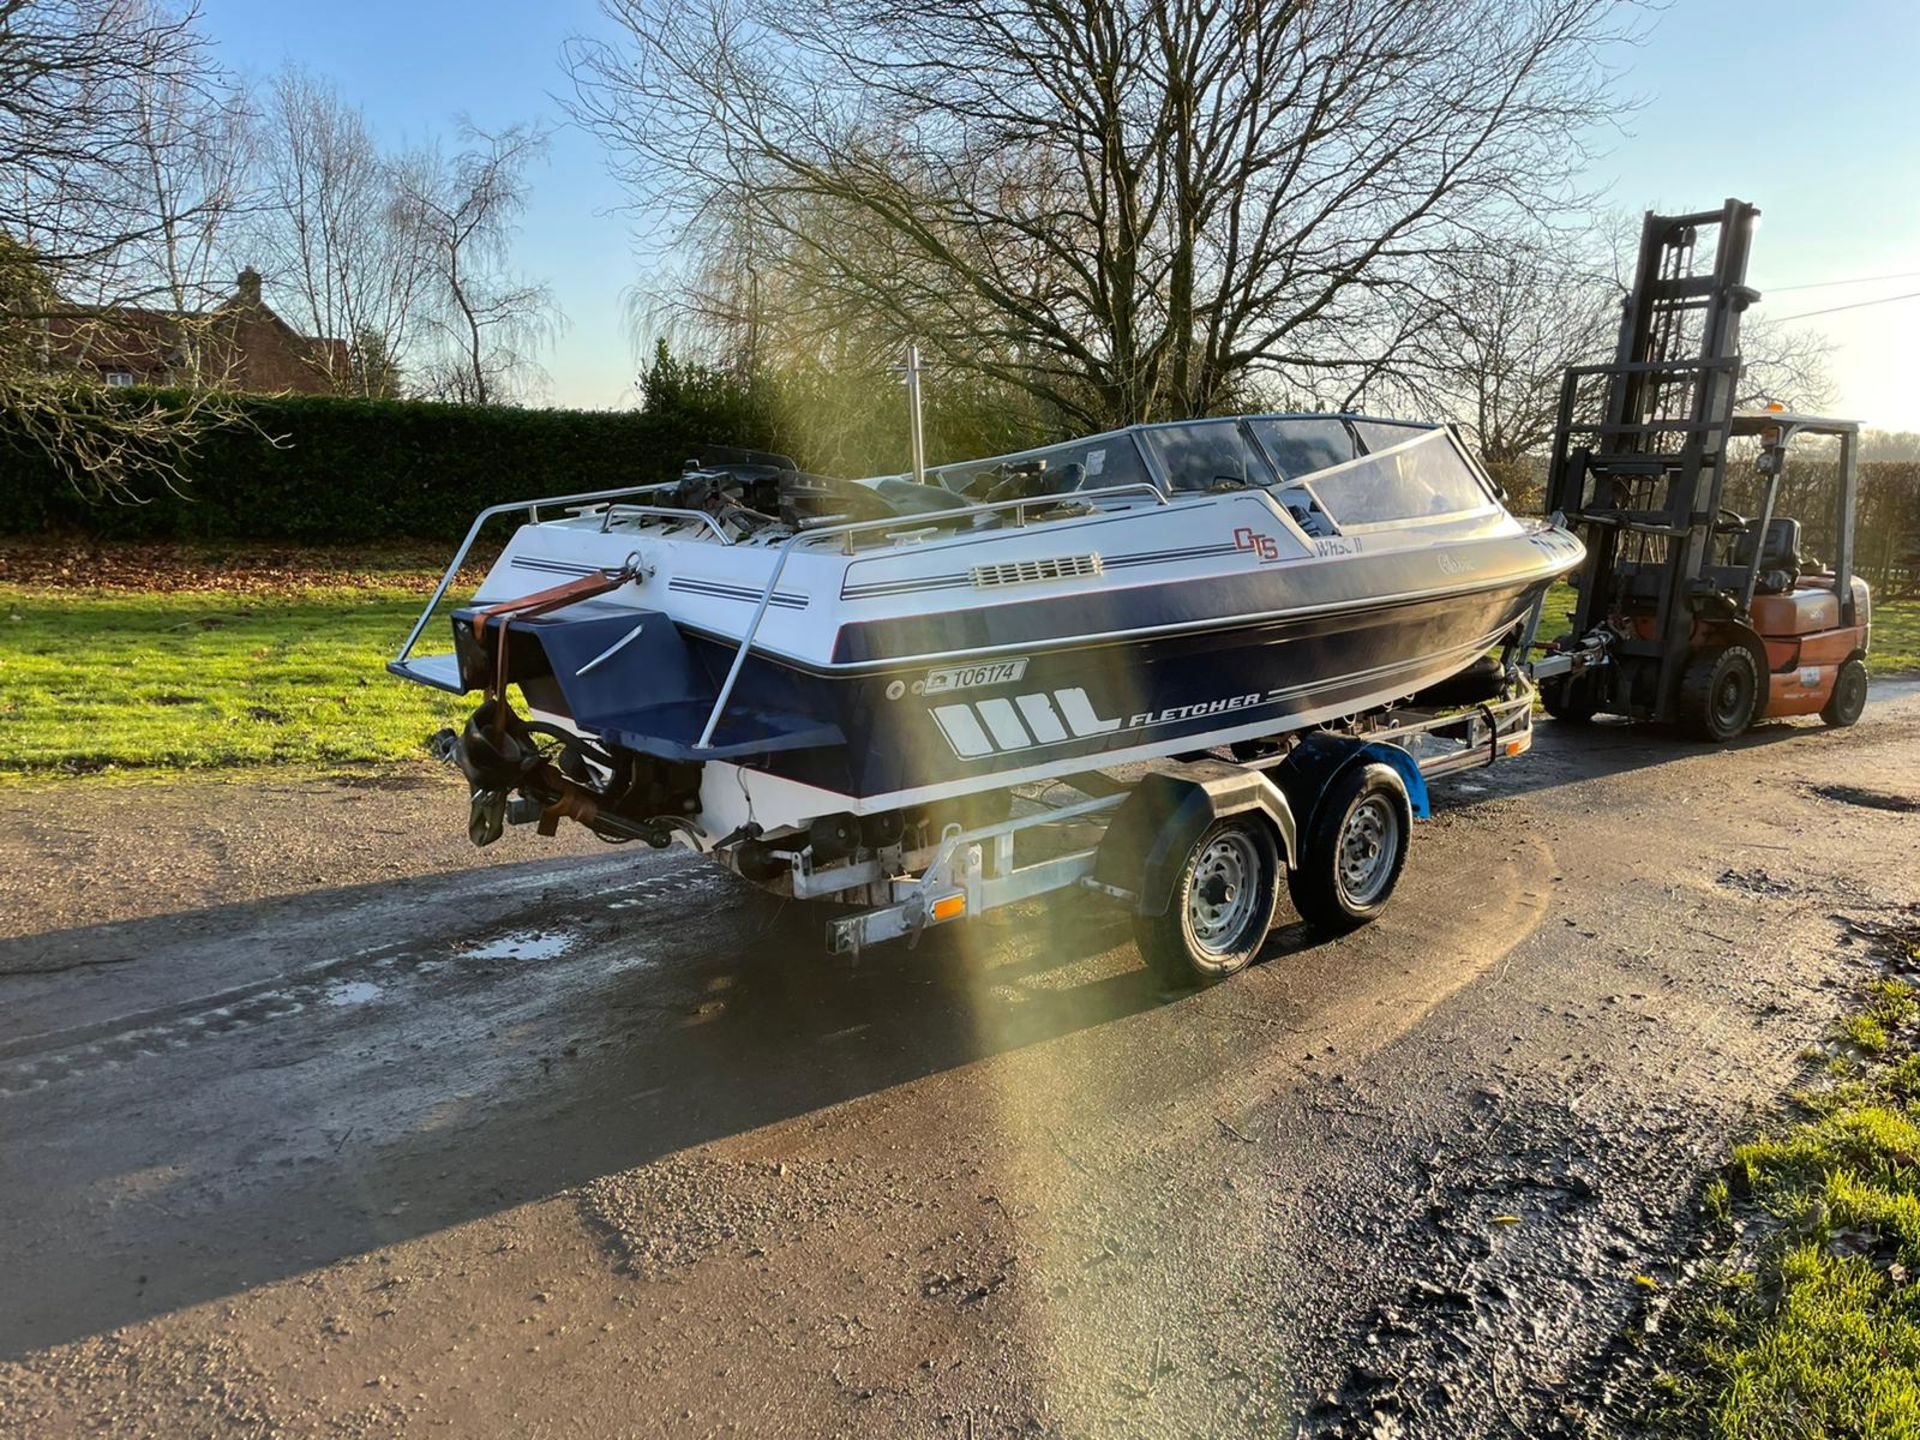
[1678,645,1758,742]
[1822,657,1869,728]
[1287,762,1411,932]
[1132,817,1280,987]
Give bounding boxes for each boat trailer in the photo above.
[713,671,1546,983]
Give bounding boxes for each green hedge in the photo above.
[1,391,750,543]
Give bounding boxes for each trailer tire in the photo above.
[1822,657,1869,728]
[1286,762,1411,932]
[1131,817,1280,987]
[1678,645,1758,742]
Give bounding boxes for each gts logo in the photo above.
[931,688,1265,758]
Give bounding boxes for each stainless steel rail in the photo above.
[390,485,737,669]
[692,481,1172,750]
[393,476,1172,734]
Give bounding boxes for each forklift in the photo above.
[1539,198,1873,741]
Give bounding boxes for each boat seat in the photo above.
[979,461,1088,504]
[867,476,975,516]
[1272,485,1336,537]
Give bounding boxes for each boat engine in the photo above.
[439,700,701,850]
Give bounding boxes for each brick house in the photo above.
[41,268,352,394]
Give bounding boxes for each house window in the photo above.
[104,371,136,388]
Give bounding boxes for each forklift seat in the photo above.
[1732,516,1803,593]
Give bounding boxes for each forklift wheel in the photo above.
[1678,645,1758,742]
[1822,657,1869,728]
[1286,762,1411,932]
[1132,817,1280,988]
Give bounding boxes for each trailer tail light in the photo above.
[931,894,967,923]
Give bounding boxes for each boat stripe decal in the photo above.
[668,578,809,610]
[512,557,603,576]
[1056,687,1123,737]
[931,704,994,759]
[509,557,809,611]
[1015,693,1069,743]
[829,550,1577,666]
[673,563,1565,678]
[975,698,1033,750]
[839,542,1244,599]
[1105,544,1243,567]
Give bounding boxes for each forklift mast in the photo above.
[1546,199,1761,723]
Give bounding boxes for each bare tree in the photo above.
[1365,219,1836,506]
[1736,316,1836,415]
[1,0,257,499]
[1365,227,1621,496]
[1,0,218,295]
[120,39,257,315]
[400,124,560,405]
[569,0,1640,431]
[250,66,430,393]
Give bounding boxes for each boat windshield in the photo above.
[1296,428,1497,529]
[1135,421,1272,491]
[904,414,1484,527]
[928,431,1152,496]
[1245,417,1356,481]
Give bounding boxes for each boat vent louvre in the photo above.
[969,553,1104,589]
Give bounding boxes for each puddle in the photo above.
[324,980,384,1008]
[459,930,578,963]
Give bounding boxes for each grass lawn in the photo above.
[0,583,468,776]
[1872,595,1920,675]
[1646,919,1920,1437]
[1,570,1915,781]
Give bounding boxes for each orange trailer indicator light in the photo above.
[930,894,967,923]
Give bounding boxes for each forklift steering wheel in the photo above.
[1714,507,1750,535]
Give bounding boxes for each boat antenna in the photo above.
[897,341,928,486]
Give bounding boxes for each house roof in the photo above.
[38,270,351,393]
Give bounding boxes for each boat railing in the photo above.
[392,475,1171,741]
[390,484,737,675]
[694,480,1171,749]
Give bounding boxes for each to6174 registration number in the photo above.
[921,659,1029,694]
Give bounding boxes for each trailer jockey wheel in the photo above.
[1133,817,1280,987]
[1822,657,1869,729]
[1678,645,1759,742]
[1288,762,1412,932]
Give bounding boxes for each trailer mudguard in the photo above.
[1092,760,1298,918]
[1273,732,1431,831]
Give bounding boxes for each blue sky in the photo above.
[202,0,1920,429]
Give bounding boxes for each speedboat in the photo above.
[390,413,1583,853]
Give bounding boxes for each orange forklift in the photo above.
[1537,199,1872,741]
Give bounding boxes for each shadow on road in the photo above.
[8,858,1319,1355]
[10,690,1899,1357]
[1429,706,1846,811]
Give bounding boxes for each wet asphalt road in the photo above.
[2,688,1918,1437]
